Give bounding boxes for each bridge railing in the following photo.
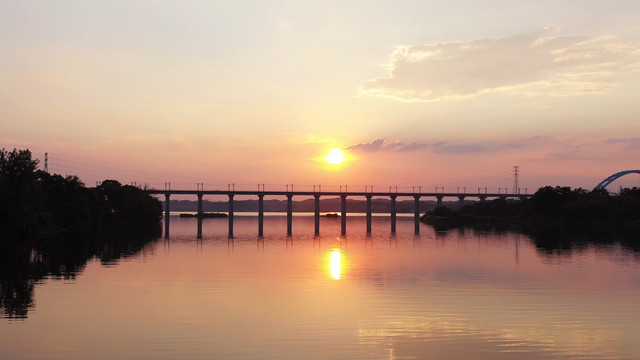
[151,185,532,239]
[144,182,528,196]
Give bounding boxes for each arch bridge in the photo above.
[594,170,640,190]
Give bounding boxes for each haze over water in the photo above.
[2,215,640,359]
[4,2,640,359]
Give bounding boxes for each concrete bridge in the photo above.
[146,189,532,238]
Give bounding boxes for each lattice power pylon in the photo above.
[513,165,520,195]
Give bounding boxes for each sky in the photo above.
[2,0,640,192]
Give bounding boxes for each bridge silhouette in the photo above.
[144,170,640,238]
[147,188,532,239]
[595,170,640,190]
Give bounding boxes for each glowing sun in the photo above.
[325,148,346,164]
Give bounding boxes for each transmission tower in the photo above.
[44,152,48,173]
[513,165,519,195]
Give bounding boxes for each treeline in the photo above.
[421,186,640,237]
[0,148,162,318]
[0,148,162,244]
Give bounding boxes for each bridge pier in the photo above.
[414,195,420,235]
[314,195,320,236]
[390,195,397,234]
[148,188,533,238]
[164,193,170,239]
[258,194,264,237]
[228,194,234,238]
[286,194,293,236]
[366,195,372,234]
[197,193,203,239]
[341,195,347,236]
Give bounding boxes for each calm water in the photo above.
[2,214,640,359]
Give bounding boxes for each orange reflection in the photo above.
[329,249,342,280]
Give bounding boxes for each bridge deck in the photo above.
[148,189,531,239]
[147,189,531,198]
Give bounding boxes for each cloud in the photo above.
[346,138,386,152]
[605,138,640,149]
[347,136,557,155]
[430,141,527,154]
[396,142,430,152]
[361,30,640,101]
[432,143,487,154]
[346,138,429,152]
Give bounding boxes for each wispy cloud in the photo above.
[347,136,556,155]
[361,30,640,102]
[346,138,386,152]
[346,138,429,152]
[396,142,430,152]
[432,143,487,154]
[605,138,640,149]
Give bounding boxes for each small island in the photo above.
[179,212,228,218]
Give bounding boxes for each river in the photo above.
[1,214,640,359]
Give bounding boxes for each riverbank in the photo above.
[1,149,162,243]
[421,186,640,238]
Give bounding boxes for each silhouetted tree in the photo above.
[0,148,162,318]
[422,185,640,238]
[0,148,44,242]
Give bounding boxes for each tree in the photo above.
[0,148,43,241]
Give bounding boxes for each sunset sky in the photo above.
[2,1,640,192]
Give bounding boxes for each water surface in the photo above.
[2,215,640,359]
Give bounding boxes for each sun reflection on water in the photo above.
[329,249,342,280]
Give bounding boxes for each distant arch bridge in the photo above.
[594,170,640,190]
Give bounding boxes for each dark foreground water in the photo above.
[2,214,640,359]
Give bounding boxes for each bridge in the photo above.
[595,170,640,190]
[147,188,532,239]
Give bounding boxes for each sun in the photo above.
[325,148,346,165]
